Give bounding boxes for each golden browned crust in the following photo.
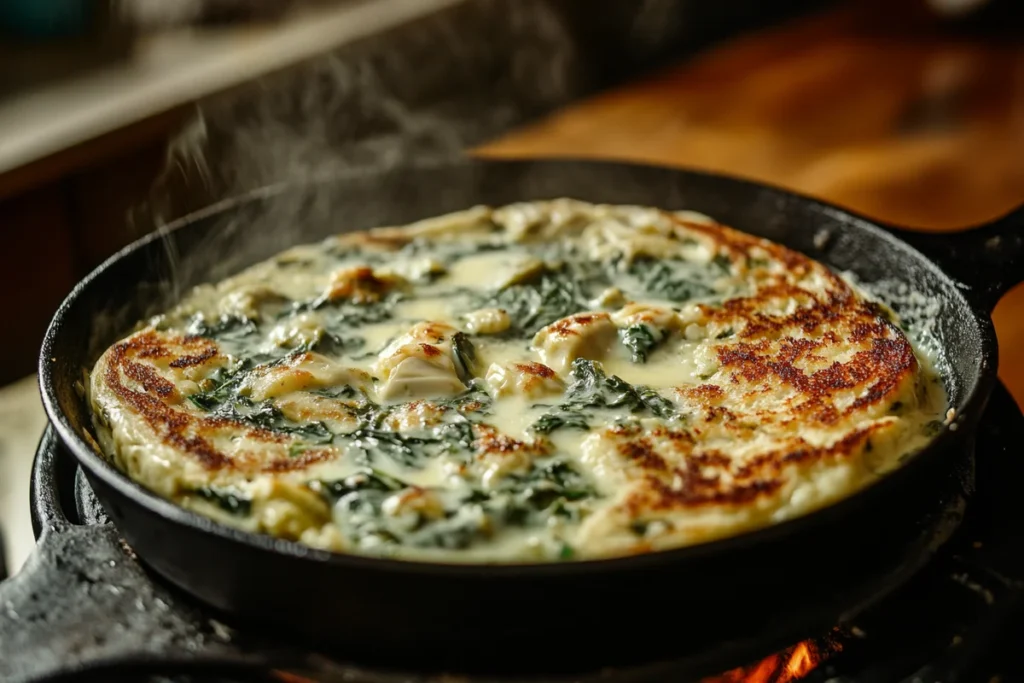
[557,213,923,517]
[473,424,550,460]
[102,330,337,473]
[326,266,400,303]
[668,213,917,428]
[546,313,611,337]
[88,199,944,562]
[513,361,556,379]
[602,421,891,513]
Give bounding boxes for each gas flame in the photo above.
[272,639,838,683]
[703,640,833,683]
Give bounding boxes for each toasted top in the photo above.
[89,199,946,562]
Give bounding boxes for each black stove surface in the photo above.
[2,383,1023,683]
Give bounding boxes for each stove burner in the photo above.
[2,384,1023,683]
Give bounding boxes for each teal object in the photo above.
[0,0,93,38]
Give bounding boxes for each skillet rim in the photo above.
[37,157,994,577]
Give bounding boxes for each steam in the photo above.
[123,0,587,306]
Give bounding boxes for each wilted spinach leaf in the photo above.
[530,359,679,434]
[620,323,664,363]
[186,314,260,344]
[477,268,586,337]
[452,332,477,384]
[629,257,715,302]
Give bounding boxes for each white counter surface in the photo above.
[0,0,461,177]
[0,375,46,574]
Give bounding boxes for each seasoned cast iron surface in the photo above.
[1,384,1022,683]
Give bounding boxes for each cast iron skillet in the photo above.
[36,159,1024,674]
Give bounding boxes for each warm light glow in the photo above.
[271,673,318,683]
[703,640,837,683]
[785,641,817,677]
[271,638,838,683]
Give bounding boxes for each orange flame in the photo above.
[702,640,834,683]
[271,673,319,683]
[272,639,838,683]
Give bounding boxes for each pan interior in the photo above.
[43,159,983,542]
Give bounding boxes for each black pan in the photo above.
[36,159,1024,675]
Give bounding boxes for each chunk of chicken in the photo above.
[241,352,372,401]
[446,251,547,290]
[610,303,681,331]
[382,487,446,520]
[532,312,618,375]
[374,321,459,378]
[485,361,563,398]
[274,393,362,432]
[610,303,683,360]
[590,286,626,308]
[495,255,547,289]
[380,401,448,431]
[374,321,473,401]
[370,206,493,240]
[323,266,406,304]
[378,357,467,402]
[573,207,721,267]
[266,312,324,349]
[473,424,550,488]
[376,257,447,283]
[217,285,288,321]
[463,308,511,335]
[492,198,594,242]
[250,478,333,540]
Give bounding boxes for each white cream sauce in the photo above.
[89,199,949,563]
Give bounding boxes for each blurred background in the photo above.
[0,0,1021,574]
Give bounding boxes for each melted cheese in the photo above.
[88,199,947,563]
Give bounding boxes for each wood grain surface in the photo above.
[477,3,1024,407]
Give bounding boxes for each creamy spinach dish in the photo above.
[88,200,947,562]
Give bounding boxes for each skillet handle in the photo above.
[2,426,342,683]
[884,203,1024,314]
[0,427,257,682]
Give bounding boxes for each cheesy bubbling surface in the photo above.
[88,200,947,562]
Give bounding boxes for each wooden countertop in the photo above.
[478,3,1024,407]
